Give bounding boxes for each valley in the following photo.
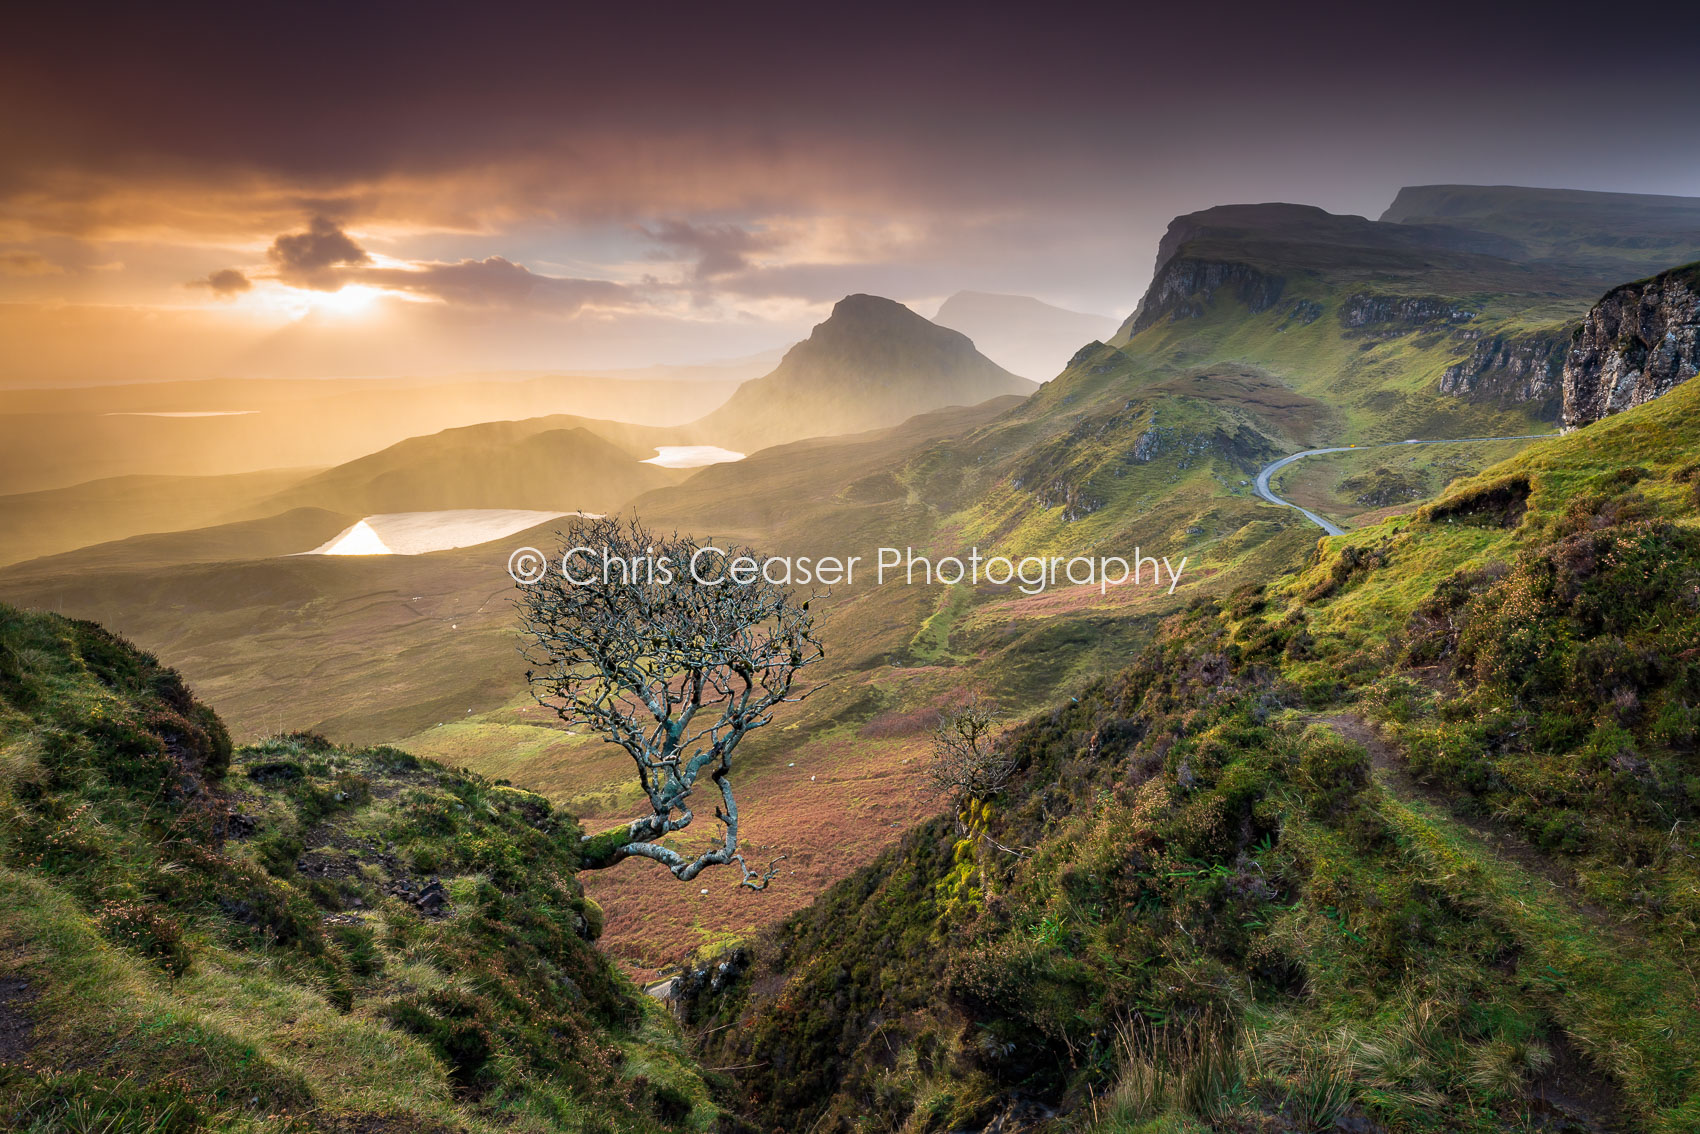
[4,175,1700,1133]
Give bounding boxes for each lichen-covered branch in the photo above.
[516,515,821,889]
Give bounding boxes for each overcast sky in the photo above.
[3,0,1698,383]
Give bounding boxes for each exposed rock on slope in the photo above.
[689,294,1035,448]
[1126,259,1285,335]
[1439,329,1569,411]
[1339,293,1477,329]
[1562,262,1700,427]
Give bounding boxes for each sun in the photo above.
[299,284,384,318]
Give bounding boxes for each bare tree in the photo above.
[926,693,1015,803]
[516,516,823,889]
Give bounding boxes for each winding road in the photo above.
[1253,434,1557,537]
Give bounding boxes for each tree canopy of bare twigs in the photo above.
[926,693,1015,803]
[515,516,823,890]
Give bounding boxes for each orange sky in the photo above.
[3,1,1697,385]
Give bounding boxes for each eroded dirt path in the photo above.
[0,964,36,1065]
[1321,713,1609,917]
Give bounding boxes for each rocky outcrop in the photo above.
[1562,263,1700,427]
[1126,258,1285,335]
[1063,341,1133,375]
[1281,299,1324,327]
[1438,329,1569,412]
[1339,293,1477,330]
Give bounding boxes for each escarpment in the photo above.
[1562,262,1700,426]
[1439,329,1569,411]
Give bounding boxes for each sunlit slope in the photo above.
[244,420,681,517]
[1100,203,1616,439]
[0,372,743,495]
[0,468,317,568]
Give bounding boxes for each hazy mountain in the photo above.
[1383,184,1700,274]
[686,294,1036,448]
[0,372,740,496]
[0,468,315,568]
[931,291,1120,379]
[2,507,355,575]
[250,419,678,517]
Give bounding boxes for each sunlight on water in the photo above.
[306,509,582,556]
[101,410,260,417]
[318,519,393,555]
[641,445,746,468]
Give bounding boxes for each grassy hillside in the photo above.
[1265,439,1537,532]
[0,605,720,1132]
[0,470,320,570]
[7,208,1691,975]
[1104,205,1606,438]
[678,377,1700,1133]
[0,374,743,497]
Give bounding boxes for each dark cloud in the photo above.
[8,2,1696,251]
[642,220,777,280]
[358,257,634,312]
[188,267,252,296]
[0,250,65,276]
[250,214,638,310]
[267,216,370,289]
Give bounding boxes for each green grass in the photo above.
[678,375,1700,1132]
[0,606,718,1132]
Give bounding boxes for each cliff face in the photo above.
[1439,329,1570,413]
[1562,262,1700,427]
[1118,201,1525,341]
[1125,258,1285,335]
[1339,293,1477,329]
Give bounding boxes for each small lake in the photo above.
[641,445,746,468]
[306,509,580,556]
[102,410,260,417]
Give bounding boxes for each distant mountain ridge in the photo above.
[1117,202,1546,339]
[1383,184,1700,274]
[932,291,1120,380]
[687,294,1035,448]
